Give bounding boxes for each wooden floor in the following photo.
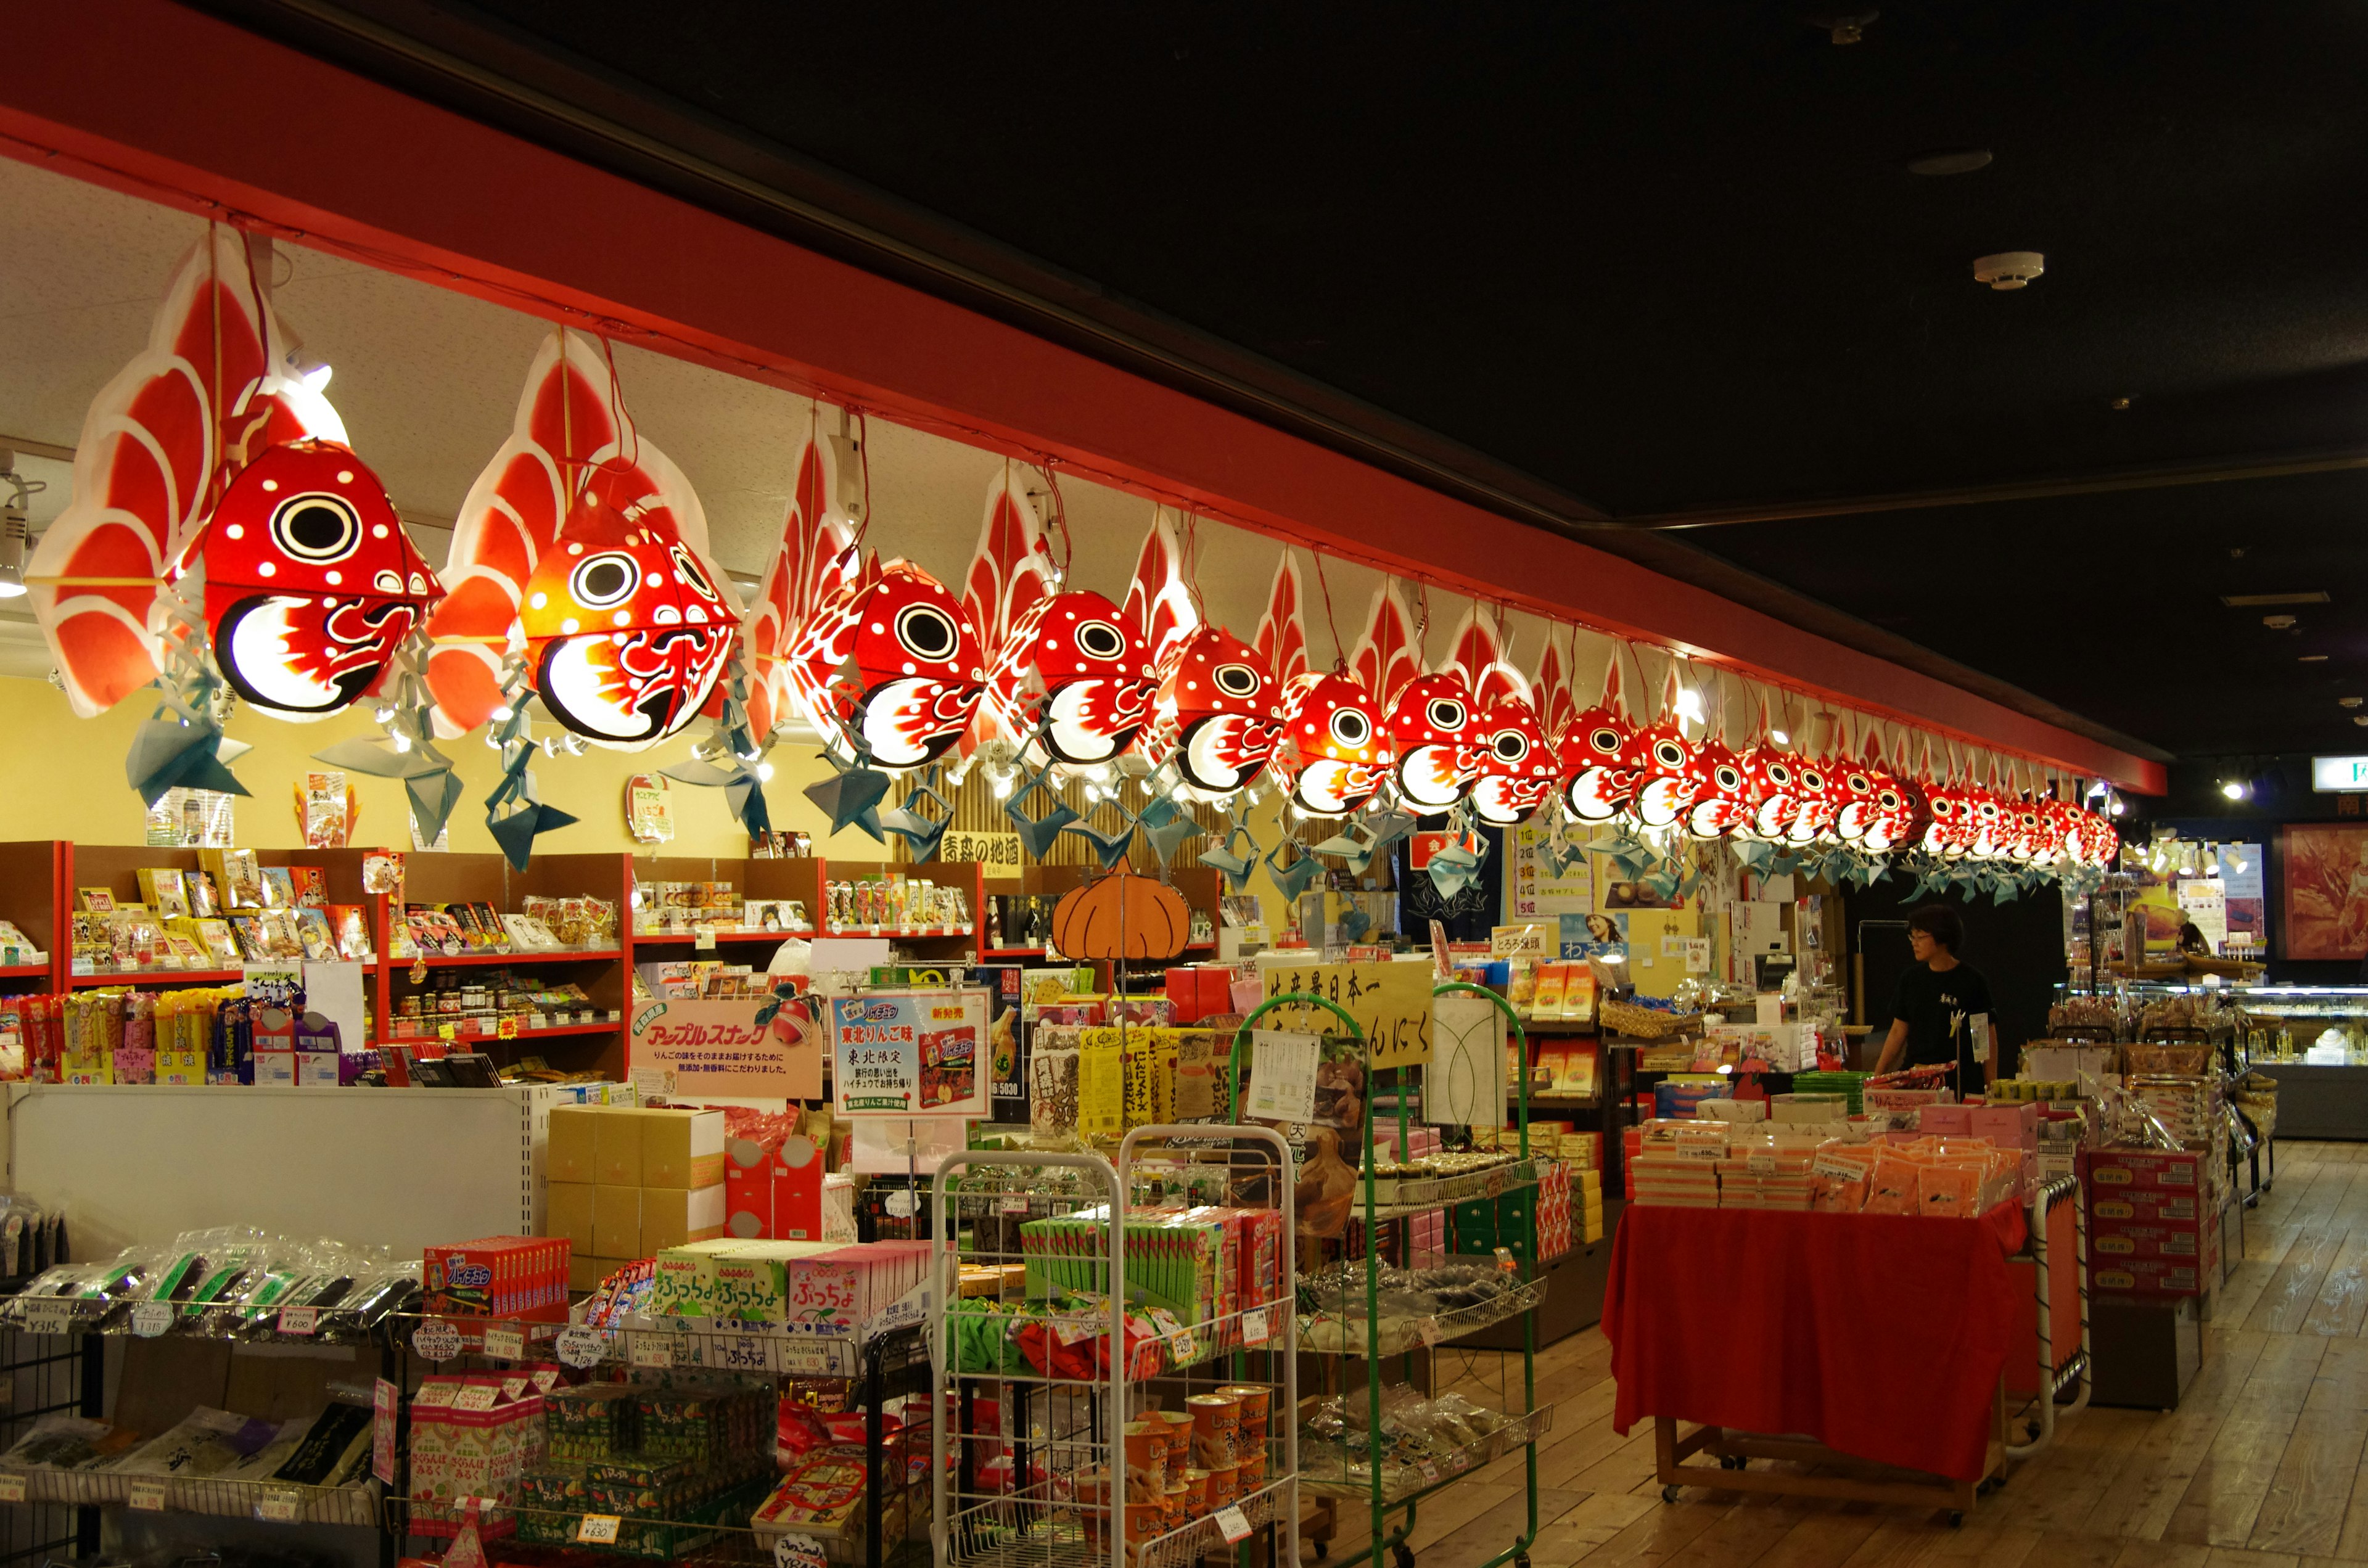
[1318,1139,2368,1568]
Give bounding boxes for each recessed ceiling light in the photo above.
[2342,697,2362,708]
[1908,147,1992,177]
[2264,615,2299,630]
[2301,654,2330,662]
[2222,591,2330,607]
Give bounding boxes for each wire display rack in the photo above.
[1235,982,1550,1568]
[931,1128,1299,1568]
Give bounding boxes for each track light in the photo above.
[1768,728,1790,746]
[2221,781,2248,801]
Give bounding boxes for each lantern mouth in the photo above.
[535,623,728,744]
[215,592,414,716]
[1177,713,1275,792]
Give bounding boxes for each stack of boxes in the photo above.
[721,1131,855,1242]
[409,1374,548,1536]
[1161,965,1240,1024]
[546,1106,728,1287]
[424,1236,572,1320]
[2085,1148,2214,1297]
[516,1379,775,1556]
[1371,1124,1446,1265]
[647,1238,932,1332]
[1016,1206,1284,1356]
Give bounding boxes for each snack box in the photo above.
[2089,1224,2202,1261]
[2092,1255,2203,1296]
[2090,1189,2203,1225]
[424,1235,569,1320]
[2082,1149,2201,1192]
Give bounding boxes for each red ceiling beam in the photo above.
[0,0,2163,791]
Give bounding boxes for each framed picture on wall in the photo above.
[2279,824,2368,961]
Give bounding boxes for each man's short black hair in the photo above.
[1907,904,1963,952]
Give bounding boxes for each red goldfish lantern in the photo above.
[1471,692,1556,826]
[1387,671,1481,810]
[1858,772,1928,854]
[1624,707,1698,828]
[1920,779,1977,859]
[1145,624,1281,794]
[197,439,440,716]
[784,556,986,768]
[1830,734,1897,845]
[983,588,1156,766]
[1272,670,1389,815]
[1682,738,1756,837]
[1785,755,1842,845]
[520,474,734,744]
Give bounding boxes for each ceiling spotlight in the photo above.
[1972,251,2045,290]
[2108,396,2133,411]
[2303,655,2330,663]
[2264,614,2298,630]
[2111,800,2126,815]
[2087,779,2109,799]
[1804,9,1879,44]
[2221,781,2248,801]
[2354,715,2368,728]
[2343,697,2364,709]
[0,451,42,600]
[1674,686,1706,726]
[1769,728,1791,746]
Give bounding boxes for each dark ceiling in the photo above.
[202,0,2368,770]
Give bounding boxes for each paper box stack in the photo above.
[1535,1160,1571,1257]
[409,1374,547,1537]
[545,1106,728,1289]
[2084,1148,2212,1297]
[1628,1153,1719,1208]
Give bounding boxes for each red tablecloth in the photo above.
[1603,1200,2027,1482]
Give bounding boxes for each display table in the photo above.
[1604,1200,2027,1511]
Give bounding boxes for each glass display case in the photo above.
[2049,980,2368,1141]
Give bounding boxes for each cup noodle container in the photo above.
[1122,1421,1167,1498]
[1214,1385,1270,1443]
[1152,1407,1196,1463]
[1186,1392,1240,1468]
[1078,1467,1114,1548]
[1206,1461,1241,1511]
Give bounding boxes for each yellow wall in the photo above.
[0,675,890,858]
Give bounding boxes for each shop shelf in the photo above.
[1300,1268,1548,1358]
[629,929,813,945]
[0,963,50,978]
[68,967,244,987]
[1358,1155,1539,1214]
[1299,1406,1556,1502]
[383,949,623,969]
[386,1310,934,1382]
[818,925,972,939]
[370,1020,620,1051]
[979,945,1046,958]
[1,1468,380,1525]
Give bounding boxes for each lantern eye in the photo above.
[1590,726,1621,754]
[1880,788,1901,808]
[569,552,639,610]
[895,602,959,662]
[270,493,360,564]
[1213,662,1260,698]
[1494,730,1530,763]
[1427,698,1467,731]
[1766,760,1792,786]
[670,545,721,604]
[1716,765,1742,790]
[1074,619,1126,660]
[1329,707,1371,749]
[1653,739,1684,768]
[1848,772,1872,792]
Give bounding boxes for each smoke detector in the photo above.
[1972,252,2045,290]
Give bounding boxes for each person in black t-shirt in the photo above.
[1872,905,1995,1088]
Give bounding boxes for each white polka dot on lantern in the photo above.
[530,593,548,609]
[337,470,354,484]
[612,610,631,627]
[561,618,580,634]
[902,662,916,675]
[225,524,244,540]
[260,480,278,492]
[566,542,584,556]
[372,524,388,539]
[258,561,275,577]
[325,571,341,586]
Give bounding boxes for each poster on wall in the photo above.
[828,989,990,1117]
[2279,824,2368,961]
[2216,842,2267,943]
[2177,879,2228,953]
[1508,824,1591,920]
[628,996,825,1097]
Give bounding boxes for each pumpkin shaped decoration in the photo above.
[1050,870,1193,961]
[195,438,442,716]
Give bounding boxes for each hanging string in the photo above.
[1180,508,1206,619]
[1312,550,1346,671]
[1037,460,1074,579]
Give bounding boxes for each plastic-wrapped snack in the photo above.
[1862,1151,1921,1217]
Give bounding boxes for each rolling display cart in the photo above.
[931,1130,1299,1568]
[1251,985,1552,1568]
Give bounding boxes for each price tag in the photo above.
[1242,1309,1272,1345]
[778,1339,841,1376]
[438,1022,455,1041]
[255,1487,302,1524]
[1214,1505,1253,1545]
[19,1299,69,1336]
[497,1016,520,1040]
[1167,1331,1198,1365]
[412,1320,463,1361]
[1420,1461,1441,1484]
[773,1533,829,1568]
[707,1335,779,1373]
[884,1189,918,1218]
[1747,1152,1776,1175]
[132,1302,175,1337]
[128,1478,167,1512]
[1812,1153,1863,1180]
[453,1385,500,1413]
[631,1334,676,1368]
[530,1369,562,1393]
[556,1326,607,1368]
[1449,1449,1471,1471]
[1493,1247,1518,1275]
[997,1196,1029,1214]
[278,1306,319,1336]
[482,1326,525,1360]
[694,924,717,951]
[576,1514,623,1545]
[0,1473,26,1503]
[1416,1317,1442,1347]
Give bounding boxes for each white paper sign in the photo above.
[1428,991,1507,1128]
[1245,1030,1321,1123]
[128,1479,167,1512]
[556,1326,607,1368]
[482,1326,524,1361]
[1215,1506,1253,1544]
[1243,1309,1272,1345]
[774,1533,829,1568]
[0,1473,26,1503]
[411,1320,462,1361]
[577,1515,622,1545]
[631,1334,677,1368]
[278,1306,319,1336]
[132,1302,174,1337]
[256,1487,302,1523]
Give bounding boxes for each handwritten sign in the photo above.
[939,829,1024,868]
[1260,961,1433,1068]
[631,996,823,1099]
